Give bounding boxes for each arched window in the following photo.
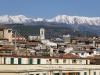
[41,31,43,34]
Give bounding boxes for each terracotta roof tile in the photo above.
[0,25,7,29]
[86,50,93,53]
[93,55,100,59]
[63,53,81,58]
[0,45,15,50]
[0,54,90,59]
[26,42,38,46]
[12,34,25,38]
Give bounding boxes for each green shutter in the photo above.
[79,60,82,64]
[56,59,59,63]
[36,74,39,75]
[37,59,41,64]
[18,58,21,64]
[11,58,14,64]
[76,72,80,75]
[72,60,74,63]
[63,59,66,63]
[43,73,46,75]
[94,72,96,75]
[84,72,87,75]
[54,73,59,75]
[29,58,33,64]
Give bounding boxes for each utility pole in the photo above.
[15,31,17,50]
[13,30,18,50]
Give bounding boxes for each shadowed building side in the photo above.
[0,24,12,42]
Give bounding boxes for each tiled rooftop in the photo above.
[63,53,81,58]
[0,25,7,29]
[12,34,25,38]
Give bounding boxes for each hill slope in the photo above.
[5,24,97,39]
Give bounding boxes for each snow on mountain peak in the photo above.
[0,14,100,26]
[33,18,47,21]
[50,15,100,25]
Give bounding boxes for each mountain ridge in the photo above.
[1,15,100,26]
[2,14,100,35]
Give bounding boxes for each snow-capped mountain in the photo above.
[0,15,47,24]
[49,15,100,26]
[1,15,100,26]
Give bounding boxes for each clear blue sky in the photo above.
[0,0,100,19]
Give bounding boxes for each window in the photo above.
[37,59,41,64]
[94,72,96,75]
[41,31,43,34]
[81,53,84,55]
[55,59,59,63]
[72,60,77,63]
[11,58,14,64]
[76,53,78,55]
[84,72,87,75]
[63,59,66,63]
[18,58,21,64]
[79,60,82,64]
[46,60,49,64]
[69,73,74,75]
[4,58,6,64]
[49,59,51,61]
[54,73,59,75]
[76,72,80,75]
[89,52,91,55]
[62,73,66,75]
[29,58,33,64]
[36,74,39,75]
[43,73,46,75]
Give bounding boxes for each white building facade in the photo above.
[0,55,99,75]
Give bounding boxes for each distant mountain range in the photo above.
[0,15,100,26]
[1,15,100,35]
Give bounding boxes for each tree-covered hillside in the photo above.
[5,24,97,39]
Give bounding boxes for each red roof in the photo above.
[12,34,25,38]
[63,53,81,58]
[0,54,89,59]
[0,24,7,29]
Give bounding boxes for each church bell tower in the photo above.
[40,28,45,40]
